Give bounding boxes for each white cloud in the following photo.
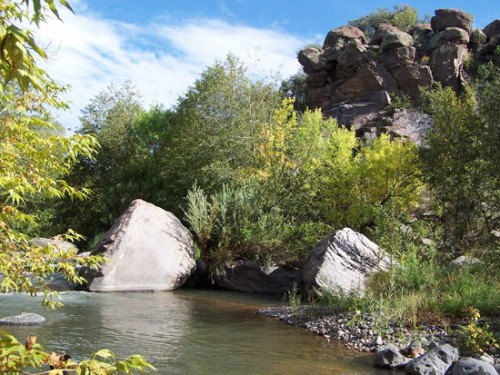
[36,6,306,132]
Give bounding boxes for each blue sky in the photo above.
[38,0,499,131]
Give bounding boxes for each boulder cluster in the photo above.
[298,8,500,141]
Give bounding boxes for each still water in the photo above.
[1,290,388,374]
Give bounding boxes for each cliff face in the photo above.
[298,8,500,142]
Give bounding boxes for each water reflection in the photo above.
[0,290,388,374]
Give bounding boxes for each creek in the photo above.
[1,289,389,374]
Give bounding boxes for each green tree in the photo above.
[53,82,146,240]
[421,84,500,253]
[186,99,423,274]
[0,0,104,307]
[171,55,282,193]
[348,5,420,38]
[0,1,155,372]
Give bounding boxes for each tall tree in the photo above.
[421,83,500,253]
[170,55,282,194]
[0,0,104,306]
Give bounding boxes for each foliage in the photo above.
[0,1,154,372]
[421,84,500,254]
[171,55,282,193]
[348,5,420,38]
[185,99,423,275]
[52,82,147,240]
[457,308,499,355]
[184,183,326,274]
[286,283,301,313]
[0,0,74,92]
[280,72,308,112]
[0,331,156,374]
[0,0,106,307]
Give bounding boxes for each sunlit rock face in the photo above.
[298,8,499,142]
[83,199,196,292]
[302,228,392,294]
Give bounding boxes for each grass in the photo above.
[311,251,499,329]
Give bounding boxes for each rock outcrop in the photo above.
[214,261,301,294]
[0,312,46,326]
[298,8,499,141]
[302,228,392,293]
[82,199,196,292]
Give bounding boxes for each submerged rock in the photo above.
[83,199,196,292]
[0,312,46,326]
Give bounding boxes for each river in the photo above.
[0,289,389,374]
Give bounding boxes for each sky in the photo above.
[37,0,500,132]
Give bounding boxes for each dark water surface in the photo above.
[0,290,389,374]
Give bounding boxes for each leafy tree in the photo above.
[0,0,104,307]
[348,5,420,38]
[280,71,308,112]
[186,99,423,274]
[422,83,500,254]
[171,55,282,193]
[0,1,155,372]
[53,82,147,240]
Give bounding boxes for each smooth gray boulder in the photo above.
[84,199,196,292]
[374,344,411,369]
[214,261,301,294]
[450,357,498,375]
[0,312,46,326]
[302,228,392,293]
[405,344,458,375]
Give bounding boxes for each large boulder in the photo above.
[431,9,473,34]
[483,19,500,41]
[302,228,392,293]
[336,39,368,68]
[450,357,498,375]
[214,261,301,294]
[372,23,402,45]
[430,44,469,88]
[380,31,414,51]
[405,344,458,375]
[83,199,196,292]
[429,27,470,49]
[0,312,46,326]
[323,26,367,49]
[298,47,327,74]
[381,46,416,70]
[391,64,433,102]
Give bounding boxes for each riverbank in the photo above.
[258,305,500,369]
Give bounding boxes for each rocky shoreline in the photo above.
[258,305,500,373]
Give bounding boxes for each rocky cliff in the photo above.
[298,8,500,142]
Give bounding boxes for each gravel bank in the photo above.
[257,305,499,362]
